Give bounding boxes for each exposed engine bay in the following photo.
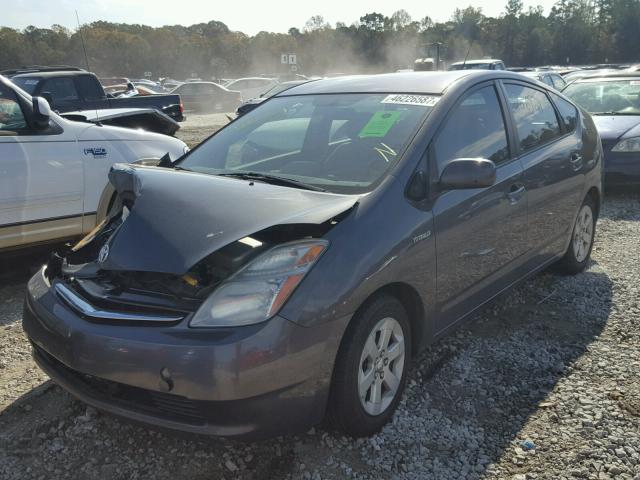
[43,163,357,323]
[46,202,347,322]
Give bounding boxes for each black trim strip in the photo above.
[0,212,95,229]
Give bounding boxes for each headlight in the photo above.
[189,239,328,327]
[612,137,640,152]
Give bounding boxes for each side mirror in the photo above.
[31,96,52,130]
[439,158,496,190]
[406,170,428,201]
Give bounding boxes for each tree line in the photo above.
[1,0,639,80]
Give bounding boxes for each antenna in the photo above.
[75,11,91,72]
[75,11,101,125]
[462,39,473,68]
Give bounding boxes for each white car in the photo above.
[224,77,278,101]
[0,75,187,251]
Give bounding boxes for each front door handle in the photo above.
[506,184,526,205]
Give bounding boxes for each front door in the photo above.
[0,85,83,249]
[431,83,529,332]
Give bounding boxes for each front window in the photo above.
[0,86,27,133]
[178,93,437,194]
[563,79,640,115]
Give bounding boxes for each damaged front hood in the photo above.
[101,164,358,274]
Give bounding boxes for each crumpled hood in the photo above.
[101,165,358,275]
[592,115,640,141]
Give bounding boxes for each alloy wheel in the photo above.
[573,204,594,263]
[358,317,406,416]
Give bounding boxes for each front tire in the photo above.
[327,295,411,437]
[557,195,596,274]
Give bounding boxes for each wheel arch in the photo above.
[96,183,116,222]
[347,282,428,357]
[586,186,601,219]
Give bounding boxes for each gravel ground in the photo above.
[0,165,638,477]
[177,112,232,148]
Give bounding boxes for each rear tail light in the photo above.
[179,102,184,113]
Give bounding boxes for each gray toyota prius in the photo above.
[24,71,602,439]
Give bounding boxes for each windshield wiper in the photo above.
[217,171,326,192]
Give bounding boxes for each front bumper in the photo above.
[23,267,347,438]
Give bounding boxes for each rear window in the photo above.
[551,75,566,90]
[41,77,79,102]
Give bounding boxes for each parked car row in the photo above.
[562,71,640,185]
[8,69,184,123]
[14,70,605,441]
[0,74,187,250]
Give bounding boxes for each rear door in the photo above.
[500,82,584,260]
[0,84,83,249]
[432,82,529,331]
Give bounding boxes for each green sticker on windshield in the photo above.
[358,111,401,138]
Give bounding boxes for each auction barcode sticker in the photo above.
[381,94,440,107]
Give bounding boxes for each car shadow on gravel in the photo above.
[398,265,613,478]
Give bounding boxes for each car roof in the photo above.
[177,81,217,85]
[277,71,528,96]
[573,71,640,82]
[229,77,276,82]
[12,70,94,79]
[451,59,502,66]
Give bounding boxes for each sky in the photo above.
[3,0,558,35]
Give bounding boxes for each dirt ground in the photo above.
[176,112,232,148]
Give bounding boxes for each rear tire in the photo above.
[557,195,596,274]
[327,295,411,437]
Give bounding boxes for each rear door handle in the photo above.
[570,152,583,171]
[506,184,526,205]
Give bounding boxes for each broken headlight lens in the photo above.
[189,239,328,327]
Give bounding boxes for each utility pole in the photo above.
[431,42,443,70]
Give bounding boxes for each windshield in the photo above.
[563,79,640,115]
[179,93,437,194]
[11,77,40,95]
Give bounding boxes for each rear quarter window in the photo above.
[551,93,579,132]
